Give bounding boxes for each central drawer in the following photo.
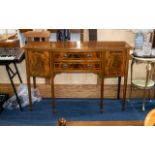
[54,52,101,60]
[54,62,101,72]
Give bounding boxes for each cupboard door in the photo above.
[104,50,126,77]
[27,50,50,77]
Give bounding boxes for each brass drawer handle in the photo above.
[63,64,68,68]
[87,64,93,68]
[64,53,69,58]
[86,54,92,58]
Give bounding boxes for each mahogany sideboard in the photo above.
[24,41,131,112]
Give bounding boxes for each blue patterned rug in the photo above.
[0,98,155,126]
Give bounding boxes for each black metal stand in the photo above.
[5,62,23,111]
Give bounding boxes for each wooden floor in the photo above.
[64,120,144,126]
[0,84,153,98]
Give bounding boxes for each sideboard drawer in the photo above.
[54,62,101,72]
[54,52,101,60]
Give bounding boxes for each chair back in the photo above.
[24,31,50,42]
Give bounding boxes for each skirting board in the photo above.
[0,84,153,98]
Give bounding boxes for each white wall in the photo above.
[0,29,16,34]
[98,29,135,46]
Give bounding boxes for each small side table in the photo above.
[130,54,155,111]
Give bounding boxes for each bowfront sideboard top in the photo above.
[24,41,131,50]
[24,41,132,112]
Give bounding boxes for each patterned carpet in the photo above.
[0,98,155,126]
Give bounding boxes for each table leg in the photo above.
[117,77,121,99]
[51,75,55,113]
[33,77,36,88]
[129,60,134,100]
[100,73,104,113]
